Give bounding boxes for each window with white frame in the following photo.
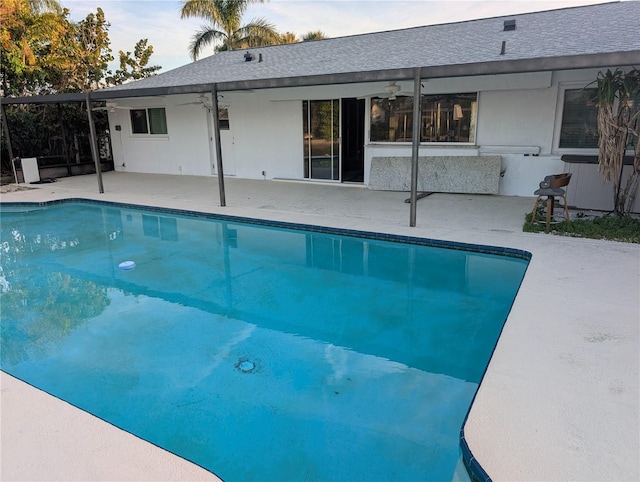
[558,88,598,149]
[370,93,477,143]
[130,108,168,135]
[558,87,640,151]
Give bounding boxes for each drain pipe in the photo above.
[85,91,104,194]
[211,83,226,207]
[409,67,422,227]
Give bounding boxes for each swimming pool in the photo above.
[0,200,529,481]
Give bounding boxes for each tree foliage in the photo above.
[280,31,298,44]
[110,39,162,84]
[1,103,107,162]
[590,68,640,215]
[0,1,161,178]
[1,1,161,95]
[180,0,281,59]
[301,30,326,41]
[179,0,329,59]
[1,0,67,95]
[71,7,114,90]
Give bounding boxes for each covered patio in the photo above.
[1,172,638,481]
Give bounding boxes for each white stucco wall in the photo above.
[221,91,302,180]
[473,86,565,196]
[107,67,635,209]
[110,95,212,176]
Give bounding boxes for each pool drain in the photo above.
[236,359,256,373]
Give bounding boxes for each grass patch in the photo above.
[523,212,640,243]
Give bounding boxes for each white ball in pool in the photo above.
[118,260,136,270]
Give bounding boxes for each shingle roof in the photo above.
[102,1,640,94]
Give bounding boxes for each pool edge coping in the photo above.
[0,370,223,480]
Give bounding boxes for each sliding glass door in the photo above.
[303,99,340,180]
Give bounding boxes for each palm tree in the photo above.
[26,0,62,13]
[180,0,281,60]
[302,30,326,41]
[280,31,298,44]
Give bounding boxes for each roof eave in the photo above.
[0,92,86,105]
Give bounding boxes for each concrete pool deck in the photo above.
[1,172,638,481]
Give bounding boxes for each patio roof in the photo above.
[1,1,639,105]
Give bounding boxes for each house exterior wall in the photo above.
[109,67,637,211]
[223,92,303,180]
[364,71,564,196]
[475,87,563,196]
[109,95,212,176]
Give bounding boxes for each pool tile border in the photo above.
[1,198,532,262]
[1,197,529,482]
[460,431,492,482]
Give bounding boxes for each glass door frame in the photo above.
[303,99,341,181]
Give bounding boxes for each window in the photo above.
[370,93,477,143]
[218,107,230,130]
[371,97,414,142]
[421,93,477,143]
[130,108,168,135]
[558,88,598,149]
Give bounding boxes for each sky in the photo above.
[62,0,615,73]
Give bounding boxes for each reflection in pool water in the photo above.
[0,201,528,481]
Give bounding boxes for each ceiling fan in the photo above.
[385,81,402,100]
[176,94,211,107]
[92,101,128,112]
[384,81,426,100]
[176,94,231,112]
[359,81,415,101]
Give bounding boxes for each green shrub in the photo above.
[523,212,640,243]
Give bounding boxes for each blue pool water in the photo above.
[0,201,528,481]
